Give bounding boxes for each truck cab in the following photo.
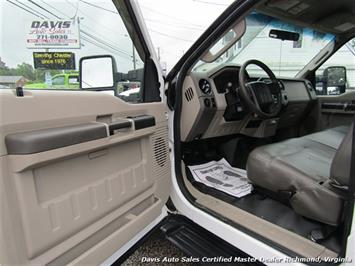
[1,0,354,265]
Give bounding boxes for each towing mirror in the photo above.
[79,55,117,90]
[323,66,347,87]
[323,66,347,95]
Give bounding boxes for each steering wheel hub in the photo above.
[239,60,282,118]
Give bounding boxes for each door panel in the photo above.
[318,91,355,129]
[0,89,170,265]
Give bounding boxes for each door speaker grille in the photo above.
[185,87,194,102]
[154,137,167,167]
[151,127,170,177]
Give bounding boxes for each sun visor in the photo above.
[266,0,310,15]
[318,12,355,34]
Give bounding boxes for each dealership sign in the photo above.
[26,20,80,49]
[33,52,76,70]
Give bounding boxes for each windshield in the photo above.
[196,12,335,77]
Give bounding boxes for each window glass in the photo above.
[194,12,335,78]
[52,76,65,86]
[315,38,355,95]
[0,0,145,103]
[68,75,79,85]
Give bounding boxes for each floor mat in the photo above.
[185,163,342,254]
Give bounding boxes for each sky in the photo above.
[0,0,234,72]
[137,0,233,69]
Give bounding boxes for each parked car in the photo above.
[24,73,79,89]
[1,0,354,265]
[117,80,141,93]
[118,87,140,102]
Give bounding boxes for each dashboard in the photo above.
[180,64,317,141]
[213,68,244,94]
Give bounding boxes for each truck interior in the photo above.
[1,0,354,264]
[175,0,355,261]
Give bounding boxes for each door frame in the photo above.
[166,0,355,262]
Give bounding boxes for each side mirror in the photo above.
[79,55,117,90]
[323,66,347,87]
[323,66,347,95]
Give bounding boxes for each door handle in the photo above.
[108,120,132,135]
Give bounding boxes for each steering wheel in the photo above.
[238,59,282,118]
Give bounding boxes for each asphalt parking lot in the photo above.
[121,230,194,266]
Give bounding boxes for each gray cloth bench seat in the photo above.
[247,125,352,226]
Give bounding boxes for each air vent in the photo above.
[154,137,167,167]
[185,87,194,102]
[199,79,212,95]
[305,81,314,91]
[278,80,285,91]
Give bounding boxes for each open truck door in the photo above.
[0,0,170,264]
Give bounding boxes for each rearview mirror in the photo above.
[80,55,116,90]
[269,29,300,41]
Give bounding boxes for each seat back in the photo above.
[330,123,353,187]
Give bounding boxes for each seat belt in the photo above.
[310,227,337,243]
[329,178,349,191]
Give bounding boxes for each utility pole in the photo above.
[44,48,52,86]
[125,34,136,70]
[132,42,136,70]
[157,47,161,62]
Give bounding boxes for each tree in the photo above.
[16,63,37,80]
[0,62,74,83]
[0,65,17,76]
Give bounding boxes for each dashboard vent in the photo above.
[305,81,314,91]
[278,80,285,91]
[185,87,194,102]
